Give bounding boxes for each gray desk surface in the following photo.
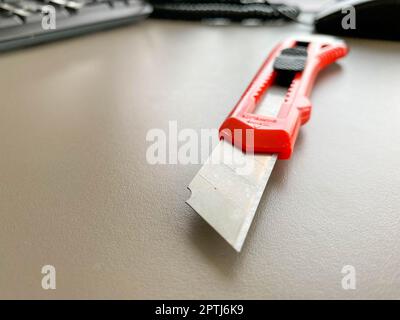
[1,20,400,299]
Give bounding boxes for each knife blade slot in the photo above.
[254,85,288,117]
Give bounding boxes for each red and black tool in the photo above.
[188,35,349,251]
[219,35,349,159]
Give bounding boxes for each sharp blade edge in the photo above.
[187,140,277,251]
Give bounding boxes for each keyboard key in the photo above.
[0,14,22,28]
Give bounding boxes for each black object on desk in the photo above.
[148,0,300,22]
[314,0,400,41]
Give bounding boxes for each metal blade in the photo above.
[187,141,277,251]
[187,86,286,251]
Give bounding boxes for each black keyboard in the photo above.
[0,0,152,52]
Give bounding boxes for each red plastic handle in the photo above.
[219,35,349,159]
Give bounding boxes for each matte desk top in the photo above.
[1,20,399,299]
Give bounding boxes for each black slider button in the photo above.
[273,46,308,86]
[273,47,308,72]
